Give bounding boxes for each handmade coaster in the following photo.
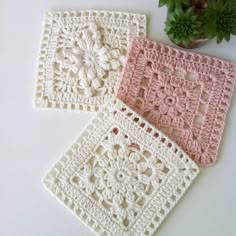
[34,11,146,111]
[43,99,199,236]
[117,38,236,166]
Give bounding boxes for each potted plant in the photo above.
[159,0,236,48]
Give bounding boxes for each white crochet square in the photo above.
[34,10,146,111]
[43,99,199,236]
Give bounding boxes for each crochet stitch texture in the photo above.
[43,99,199,236]
[117,38,236,166]
[34,11,146,111]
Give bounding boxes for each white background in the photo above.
[0,1,236,236]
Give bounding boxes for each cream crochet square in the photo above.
[43,99,199,236]
[34,11,146,111]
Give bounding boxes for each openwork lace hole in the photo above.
[96,145,104,154]
[129,58,134,63]
[71,176,80,183]
[183,123,190,129]
[172,129,182,138]
[147,61,152,66]
[134,100,143,109]
[140,49,144,54]
[143,150,151,158]
[123,219,129,227]
[167,143,172,148]
[163,166,170,173]
[170,195,176,201]
[185,71,198,81]
[138,88,145,98]
[198,103,207,113]
[160,209,165,215]
[113,128,119,134]
[140,123,145,128]
[201,92,209,102]
[141,77,150,87]
[165,202,170,208]
[160,127,169,134]
[161,138,166,143]
[173,70,184,77]
[161,66,172,74]
[194,115,203,125]
[147,127,152,133]
[176,188,181,194]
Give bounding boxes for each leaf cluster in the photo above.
[159,0,190,11]
[160,0,236,44]
[204,0,236,43]
[165,7,202,47]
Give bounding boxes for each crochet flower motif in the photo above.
[43,98,200,234]
[137,156,165,186]
[146,76,200,128]
[54,23,122,97]
[76,163,97,194]
[71,130,168,225]
[155,86,186,117]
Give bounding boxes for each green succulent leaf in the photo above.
[169,13,176,21]
[186,7,193,16]
[216,31,224,44]
[166,1,175,10]
[159,0,167,7]
[204,0,236,44]
[165,7,202,47]
[232,29,236,35]
[182,0,190,5]
[158,0,190,11]
[175,7,183,16]
[225,32,231,42]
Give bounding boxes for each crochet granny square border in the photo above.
[117,38,236,166]
[43,98,199,236]
[34,10,146,112]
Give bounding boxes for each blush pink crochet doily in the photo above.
[117,38,236,166]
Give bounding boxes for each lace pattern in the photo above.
[43,99,199,236]
[117,38,236,166]
[34,11,146,111]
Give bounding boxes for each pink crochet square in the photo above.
[117,38,236,166]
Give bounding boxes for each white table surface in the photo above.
[1,1,236,236]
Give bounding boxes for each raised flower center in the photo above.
[83,51,97,67]
[87,174,96,183]
[116,170,126,182]
[165,96,176,106]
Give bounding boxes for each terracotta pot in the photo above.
[173,37,209,49]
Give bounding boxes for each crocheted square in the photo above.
[43,99,199,236]
[34,11,146,111]
[117,38,236,166]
